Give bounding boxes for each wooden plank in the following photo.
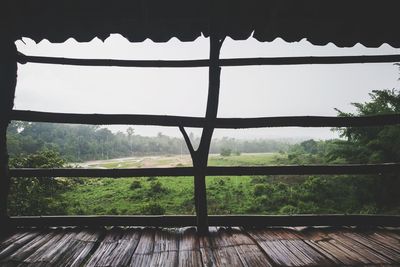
[368,230,400,254]
[85,228,141,267]
[17,53,209,68]
[129,229,156,267]
[11,110,205,128]
[216,114,400,128]
[149,229,179,267]
[247,228,331,266]
[301,229,360,265]
[0,41,17,225]
[198,227,218,266]
[10,167,194,178]
[21,230,76,266]
[178,228,202,267]
[342,231,400,262]
[58,229,103,267]
[7,215,400,228]
[9,215,197,227]
[327,231,393,265]
[220,54,400,66]
[11,110,400,129]
[191,33,225,234]
[0,230,62,266]
[17,53,400,68]
[0,231,41,260]
[201,227,245,267]
[9,163,400,179]
[2,229,102,267]
[225,228,273,267]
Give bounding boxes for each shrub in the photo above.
[148,181,168,197]
[147,176,157,181]
[220,147,232,157]
[140,202,165,215]
[253,184,267,196]
[130,180,142,190]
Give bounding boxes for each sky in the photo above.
[14,35,400,140]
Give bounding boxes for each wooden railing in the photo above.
[1,37,400,234]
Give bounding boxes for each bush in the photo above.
[253,184,267,197]
[147,176,157,181]
[140,202,165,215]
[130,180,142,190]
[148,181,168,196]
[220,147,232,157]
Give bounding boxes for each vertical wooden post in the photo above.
[0,40,17,231]
[193,34,223,235]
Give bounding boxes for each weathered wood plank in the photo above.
[328,231,393,265]
[85,228,141,267]
[225,228,273,267]
[0,231,41,260]
[342,231,400,262]
[1,227,399,266]
[0,41,17,228]
[4,229,103,267]
[129,229,155,267]
[17,53,400,68]
[11,110,400,129]
[0,230,62,266]
[149,229,179,267]
[301,230,356,265]
[60,229,103,267]
[248,228,331,266]
[21,230,76,266]
[178,228,202,267]
[8,214,400,228]
[368,229,400,250]
[200,227,245,267]
[300,228,398,266]
[10,163,400,179]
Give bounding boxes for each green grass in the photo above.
[60,153,283,215]
[57,153,380,216]
[60,175,258,215]
[208,153,285,166]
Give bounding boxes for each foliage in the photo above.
[129,180,142,190]
[7,123,291,162]
[8,149,69,216]
[331,89,400,209]
[140,202,166,215]
[6,89,400,216]
[220,147,232,157]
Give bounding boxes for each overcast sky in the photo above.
[14,35,400,140]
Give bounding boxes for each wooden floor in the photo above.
[0,227,399,266]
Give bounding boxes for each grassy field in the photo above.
[79,152,284,169]
[61,153,285,215]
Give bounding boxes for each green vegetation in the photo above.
[6,89,400,216]
[7,123,291,162]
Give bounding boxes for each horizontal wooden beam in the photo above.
[8,215,400,227]
[217,114,400,128]
[17,53,400,67]
[11,110,204,127]
[220,54,400,66]
[207,163,400,175]
[9,167,194,178]
[9,163,400,178]
[17,53,209,68]
[10,110,400,128]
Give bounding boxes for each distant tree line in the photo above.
[7,123,292,162]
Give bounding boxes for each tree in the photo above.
[8,149,68,216]
[127,127,135,156]
[220,147,232,157]
[332,89,400,209]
